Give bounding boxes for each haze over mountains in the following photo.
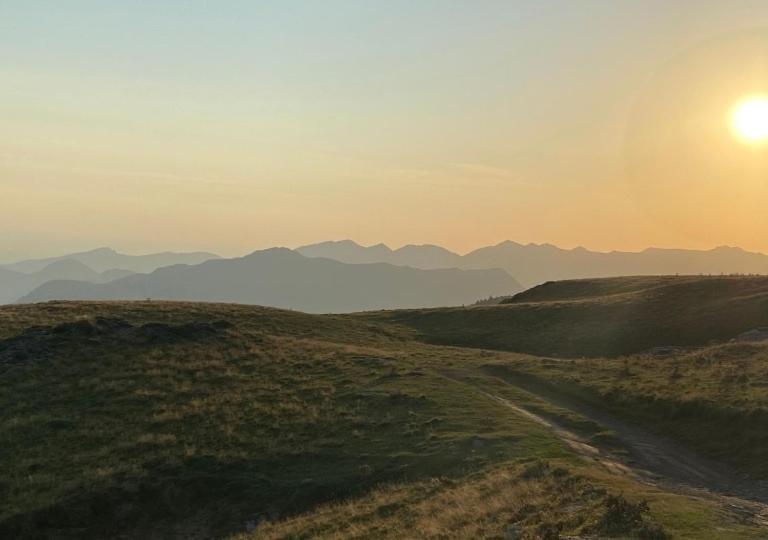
[18,248,518,312]
[297,241,462,270]
[2,247,219,274]
[5,240,768,311]
[0,248,220,305]
[298,240,768,287]
[0,262,132,305]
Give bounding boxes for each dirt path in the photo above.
[444,370,768,528]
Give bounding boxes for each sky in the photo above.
[1,1,768,261]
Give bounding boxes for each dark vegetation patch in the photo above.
[0,317,232,366]
[594,494,667,539]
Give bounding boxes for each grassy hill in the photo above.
[482,340,768,480]
[0,302,571,539]
[370,276,768,357]
[2,287,768,538]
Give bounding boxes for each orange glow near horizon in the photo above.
[2,6,768,260]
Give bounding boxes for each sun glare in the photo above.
[731,96,768,143]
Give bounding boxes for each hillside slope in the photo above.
[482,340,768,481]
[2,301,766,539]
[0,301,571,539]
[369,275,768,357]
[18,249,521,313]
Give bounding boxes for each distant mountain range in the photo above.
[2,247,219,274]
[6,240,768,311]
[0,248,220,304]
[297,241,462,269]
[298,240,768,287]
[18,248,520,312]
[0,261,131,305]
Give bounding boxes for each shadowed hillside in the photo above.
[369,276,768,357]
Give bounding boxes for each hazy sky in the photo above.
[2,1,768,261]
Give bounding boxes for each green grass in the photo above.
[237,456,766,540]
[2,291,768,538]
[365,275,768,357]
[234,460,670,540]
[481,342,768,479]
[0,302,566,539]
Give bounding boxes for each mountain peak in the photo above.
[496,240,524,248]
[711,245,746,253]
[244,247,298,258]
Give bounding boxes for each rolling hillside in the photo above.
[3,299,768,539]
[18,248,521,312]
[370,275,768,357]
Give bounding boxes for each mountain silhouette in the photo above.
[18,248,521,312]
[27,259,102,282]
[2,247,220,274]
[0,268,38,305]
[299,240,768,287]
[0,259,140,304]
[297,240,463,269]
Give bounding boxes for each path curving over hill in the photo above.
[444,369,768,529]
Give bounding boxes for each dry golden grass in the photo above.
[236,461,663,540]
[0,302,567,539]
[3,299,767,539]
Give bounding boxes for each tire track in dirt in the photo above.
[441,369,768,529]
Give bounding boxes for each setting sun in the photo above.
[732,96,768,143]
